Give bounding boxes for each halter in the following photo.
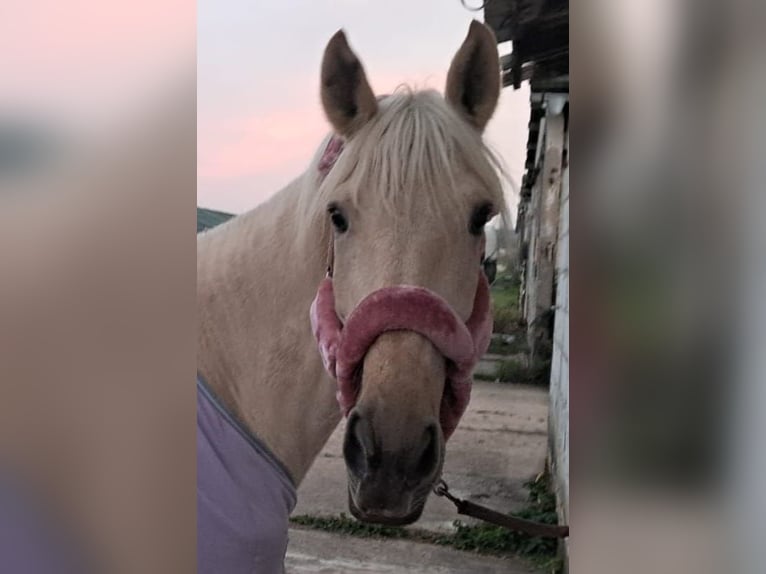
[309,135,493,440]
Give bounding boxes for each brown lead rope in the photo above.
[433,479,570,539]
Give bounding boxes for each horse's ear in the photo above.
[445,20,501,132]
[321,30,378,138]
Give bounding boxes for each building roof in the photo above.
[483,0,569,90]
[197,207,234,233]
[483,0,569,205]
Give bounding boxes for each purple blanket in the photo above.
[197,377,297,573]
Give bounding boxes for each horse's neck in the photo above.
[197,174,342,484]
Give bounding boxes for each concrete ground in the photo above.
[286,529,537,574]
[286,382,549,573]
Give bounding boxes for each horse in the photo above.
[197,20,505,572]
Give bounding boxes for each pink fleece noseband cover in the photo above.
[310,272,493,440]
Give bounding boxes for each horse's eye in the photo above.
[328,205,349,233]
[469,202,494,235]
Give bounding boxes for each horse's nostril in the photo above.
[415,422,440,478]
[343,411,374,478]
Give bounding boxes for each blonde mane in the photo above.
[300,89,507,230]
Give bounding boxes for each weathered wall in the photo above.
[549,130,569,522]
[522,176,540,329]
[515,95,570,526]
[522,111,564,360]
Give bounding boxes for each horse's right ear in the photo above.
[320,30,378,138]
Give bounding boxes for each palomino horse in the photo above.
[197,20,505,572]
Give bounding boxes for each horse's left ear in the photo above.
[445,20,501,132]
[321,30,378,138]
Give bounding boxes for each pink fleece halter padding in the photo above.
[318,136,344,178]
[310,271,492,440]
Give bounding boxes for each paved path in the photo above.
[287,382,549,572]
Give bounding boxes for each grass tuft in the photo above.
[494,358,551,386]
[289,514,409,539]
[487,335,528,356]
[490,272,523,335]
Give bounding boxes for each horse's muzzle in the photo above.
[342,409,444,525]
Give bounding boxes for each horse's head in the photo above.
[314,21,503,525]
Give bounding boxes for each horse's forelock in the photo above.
[302,89,507,231]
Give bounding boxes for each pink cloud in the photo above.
[198,69,451,183]
[199,106,329,180]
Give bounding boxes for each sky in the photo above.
[198,0,530,216]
